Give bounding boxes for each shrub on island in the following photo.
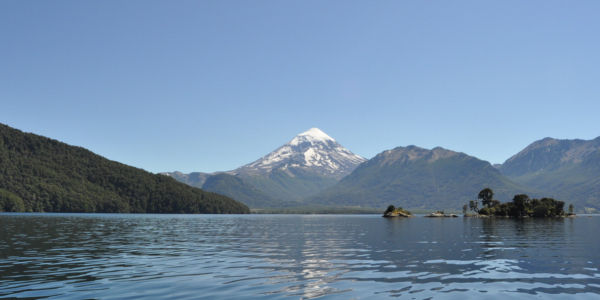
[382,205,412,217]
[466,188,572,218]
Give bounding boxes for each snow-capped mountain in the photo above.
[163,128,367,207]
[235,128,366,179]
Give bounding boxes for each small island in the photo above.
[463,188,576,218]
[382,205,412,217]
[425,211,458,218]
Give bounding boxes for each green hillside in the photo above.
[201,173,298,208]
[308,146,531,210]
[238,168,339,203]
[499,137,600,210]
[169,168,340,208]
[0,123,249,214]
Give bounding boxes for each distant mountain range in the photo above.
[5,121,595,214]
[167,130,600,212]
[308,146,530,210]
[0,123,249,214]
[499,137,600,210]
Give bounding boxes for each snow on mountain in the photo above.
[235,128,366,179]
[289,128,335,145]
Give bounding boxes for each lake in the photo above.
[1,214,599,299]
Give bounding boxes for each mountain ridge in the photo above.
[499,135,600,210]
[500,136,600,176]
[307,145,532,210]
[162,130,599,211]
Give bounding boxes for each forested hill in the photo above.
[0,123,249,214]
[308,146,530,210]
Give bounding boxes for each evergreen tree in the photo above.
[478,188,494,208]
[469,200,478,212]
[512,194,530,217]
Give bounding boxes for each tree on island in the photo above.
[385,205,396,214]
[469,200,478,213]
[478,188,494,208]
[467,188,570,218]
[382,204,412,217]
[512,194,530,217]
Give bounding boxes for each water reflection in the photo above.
[1,214,600,299]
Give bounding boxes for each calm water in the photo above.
[1,214,600,299]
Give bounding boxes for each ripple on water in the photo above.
[1,214,600,299]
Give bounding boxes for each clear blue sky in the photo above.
[2,1,599,173]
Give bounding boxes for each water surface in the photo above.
[1,214,599,299]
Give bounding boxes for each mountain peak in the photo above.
[236,128,365,179]
[375,145,459,166]
[290,128,335,145]
[499,136,600,177]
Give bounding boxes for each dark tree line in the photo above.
[0,123,250,214]
[466,187,571,217]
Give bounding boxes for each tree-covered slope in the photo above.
[0,123,249,213]
[167,167,340,207]
[238,167,340,203]
[499,137,600,210]
[201,173,299,208]
[499,137,600,177]
[308,146,531,210]
[162,168,330,208]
